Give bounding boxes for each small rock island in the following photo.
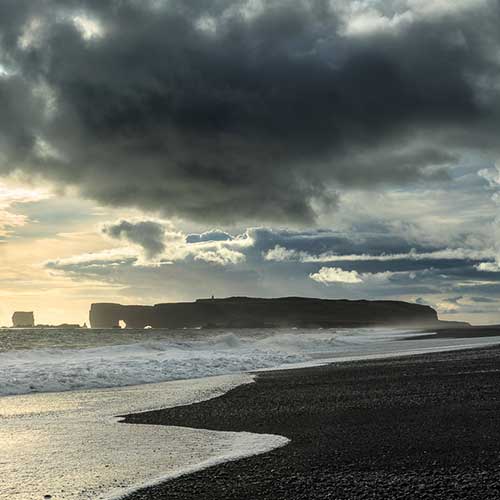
[89,297,445,329]
[12,311,35,327]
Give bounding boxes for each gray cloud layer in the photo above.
[1,0,500,223]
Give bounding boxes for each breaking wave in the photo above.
[0,330,343,396]
[0,327,438,397]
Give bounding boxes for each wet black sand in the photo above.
[123,346,500,499]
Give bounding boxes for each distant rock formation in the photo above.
[12,311,35,327]
[89,297,442,329]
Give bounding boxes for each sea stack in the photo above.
[12,311,35,327]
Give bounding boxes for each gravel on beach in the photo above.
[123,346,500,499]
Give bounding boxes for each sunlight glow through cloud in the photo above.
[72,15,105,40]
[0,182,51,236]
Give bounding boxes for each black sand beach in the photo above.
[123,345,500,499]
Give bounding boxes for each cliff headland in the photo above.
[89,296,455,329]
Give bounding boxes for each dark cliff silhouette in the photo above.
[89,297,445,329]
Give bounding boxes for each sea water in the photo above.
[2,327,500,499]
[3,326,500,397]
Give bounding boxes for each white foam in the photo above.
[0,373,289,500]
[0,330,354,396]
[107,431,289,500]
[0,333,308,396]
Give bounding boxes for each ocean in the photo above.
[0,325,486,397]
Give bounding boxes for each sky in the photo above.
[2,0,500,325]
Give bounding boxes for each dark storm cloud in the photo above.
[1,0,500,222]
[102,220,167,258]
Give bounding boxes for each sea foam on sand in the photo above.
[0,373,289,500]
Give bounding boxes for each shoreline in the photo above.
[122,344,500,499]
[406,324,500,340]
[106,429,289,500]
